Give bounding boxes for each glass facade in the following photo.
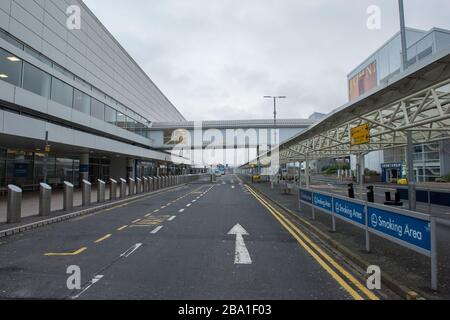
[0,149,80,189]
[0,48,22,86]
[91,98,105,121]
[73,89,91,114]
[0,28,153,139]
[22,62,51,98]
[51,77,74,108]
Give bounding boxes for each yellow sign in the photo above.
[44,144,51,153]
[351,124,370,145]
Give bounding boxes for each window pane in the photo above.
[22,62,51,98]
[0,48,22,86]
[116,112,127,129]
[51,77,73,107]
[105,105,117,124]
[91,99,105,121]
[24,46,52,67]
[73,89,91,114]
[0,29,24,49]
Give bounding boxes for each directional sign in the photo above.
[351,123,370,145]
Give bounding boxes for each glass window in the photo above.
[73,89,91,114]
[22,62,51,98]
[105,105,117,124]
[24,46,52,67]
[92,86,106,99]
[51,77,73,107]
[91,98,105,121]
[74,76,92,90]
[116,112,127,129]
[0,29,24,49]
[0,48,22,86]
[53,63,74,79]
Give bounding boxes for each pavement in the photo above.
[249,177,450,299]
[0,175,387,300]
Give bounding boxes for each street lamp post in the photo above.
[264,96,286,147]
[398,0,408,72]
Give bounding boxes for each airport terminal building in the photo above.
[348,27,450,182]
[0,0,189,191]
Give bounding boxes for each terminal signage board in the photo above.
[312,193,333,213]
[368,206,431,253]
[334,197,366,226]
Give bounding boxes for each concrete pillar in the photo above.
[79,153,89,184]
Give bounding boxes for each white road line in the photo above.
[120,243,143,258]
[196,197,200,199]
[154,209,160,213]
[186,203,191,207]
[179,209,185,213]
[232,186,235,189]
[168,216,176,221]
[72,275,104,299]
[151,226,163,234]
[192,200,196,203]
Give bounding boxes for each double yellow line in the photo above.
[246,185,379,301]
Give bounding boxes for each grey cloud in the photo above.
[83,0,450,121]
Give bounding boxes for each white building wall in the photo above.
[0,0,185,123]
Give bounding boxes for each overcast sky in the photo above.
[83,0,450,121]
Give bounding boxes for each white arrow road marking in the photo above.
[72,275,104,299]
[228,224,252,265]
[120,243,142,258]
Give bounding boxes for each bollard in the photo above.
[385,192,392,202]
[148,177,154,192]
[7,185,22,224]
[136,178,142,194]
[63,181,74,211]
[82,180,91,206]
[163,176,167,188]
[348,183,355,199]
[110,178,117,201]
[39,182,52,216]
[143,177,149,193]
[129,178,135,196]
[97,179,106,203]
[120,178,127,198]
[154,176,159,190]
[366,186,375,203]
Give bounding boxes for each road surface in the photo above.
[0,175,384,300]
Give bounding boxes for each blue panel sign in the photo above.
[313,193,333,213]
[368,207,431,252]
[14,163,28,177]
[299,189,312,204]
[334,198,366,226]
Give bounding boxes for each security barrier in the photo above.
[82,180,91,206]
[97,179,106,203]
[120,178,127,198]
[299,186,437,291]
[63,181,74,211]
[7,185,22,224]
[110,179,117,201]
[39,183,52,216]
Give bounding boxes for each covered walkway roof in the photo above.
[247,46,450,166]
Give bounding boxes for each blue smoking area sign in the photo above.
[298,187,437,290]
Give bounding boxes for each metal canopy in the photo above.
[250,48,450,166]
